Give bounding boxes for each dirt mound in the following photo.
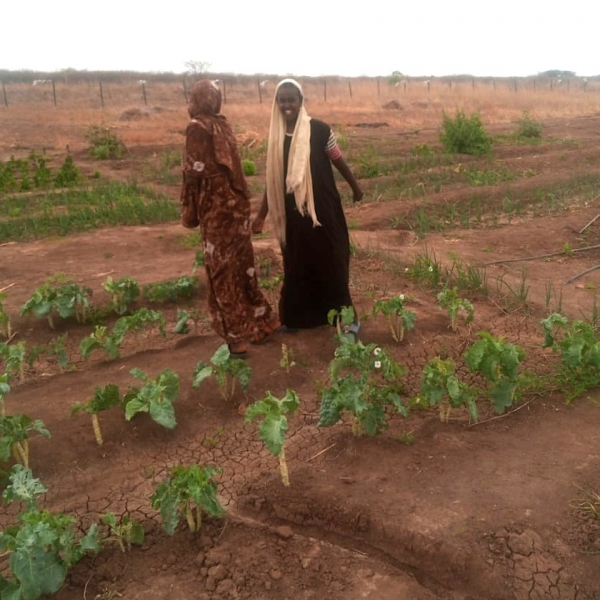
[383,100,402,110]
[119,107,150,121]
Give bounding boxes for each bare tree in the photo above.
[184,61,212,75]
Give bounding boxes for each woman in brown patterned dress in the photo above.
[180,80,279,357]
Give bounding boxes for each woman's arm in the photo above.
[331,156,364,202]
[251,191,269,234]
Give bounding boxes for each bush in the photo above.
[242,159,257,176]
[86,126,125,160]
[440,110,492,155]
[516,112,543,139]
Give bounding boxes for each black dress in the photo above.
[279,119,352,328]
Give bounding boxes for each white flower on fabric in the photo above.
[254,306,266,317]
[246,268,255,277]
[374,361,382,369]
[428,266,433,272]
[205,241,215,256]
[373,347,382,356]
[193,161,205,172]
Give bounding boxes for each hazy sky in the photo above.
[3,0,599,77]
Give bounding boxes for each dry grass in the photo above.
[1,77,600,158]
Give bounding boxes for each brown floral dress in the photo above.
[180,80,277,345]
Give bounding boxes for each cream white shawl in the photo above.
[266,78,319,246]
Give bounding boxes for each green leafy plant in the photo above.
[516,112,543,139]
[71,384,121,446]
[79,308,166,360]
[53,155,80,188]
[244,390,299,487]
[241,159,257,176]
[440,110,493,155]
[327,305,356,344]
[192,344,252,401]
[20,282,92,329]
[417,357,477,422]
[0,374,10,416]
[541,313,600,401]
[0,414,50,468]
[28,335,70,372]
[372,295,416,342]
[0,293,11,339]
[318,342,407,436]
[123,369,179,430]
[86,125,125,160]
[0,342,27,382]
[100,512,144,552]
[143,276,198,303]
[464,331,525,413]
[102,276,140,315]
[280,343,296,373]
[151,465,224,534]
[437,287,475,331]
[0,466,99,600]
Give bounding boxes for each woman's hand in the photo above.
[353,188,364,203]
[251,216,265,234]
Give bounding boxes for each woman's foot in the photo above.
[251,318,283,345]
[228,342,248,358]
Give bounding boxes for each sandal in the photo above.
[251,321,284,345]
[341,322,361,344]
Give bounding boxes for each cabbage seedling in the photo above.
[71,384,121,446]
[0,414,50,468]
[437,287,474,331]
[245,390,299,487]
[100,512,144,552]
[102,276,140,315]
[193,344,251,401]
[372,295,416,342]
[151,465,224,534]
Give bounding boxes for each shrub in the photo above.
[242,159,257,176]
[516,112,543,139]
[440,110,492,155]
[86,126,125,160]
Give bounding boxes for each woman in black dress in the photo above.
[252,79,363,331]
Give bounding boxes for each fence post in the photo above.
[323,80,327,102]
[427,81,430,93]
[584,80,588,92]
[533,79,536,92]
[514,78,517,93]
[52,80,57,106]
[377,78,380,96]
[141,82,147,106]
[182,78,188,103]
[348,79,353,99]
[98,81,104,108]
[492,79,496,90]
[550,79,554,90]
[448,80,452,89]
[222,79,227,105]
[1,81,7,107]
[257,79,263,104]
[403,81,407,92]
[472,78,475,90]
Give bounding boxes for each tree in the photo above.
[184,61,212,75]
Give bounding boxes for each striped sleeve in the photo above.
[325,130,342,160]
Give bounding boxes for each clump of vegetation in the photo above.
[372,295,416,342]
[242,159,257,176]
[541,314,600,401]
[245,390,299,487]
[319,342,408,436]
[0,413,51,468]
[464,331,525,413]
[86,125,125,160]
[437,287,475,331]
[28,334,70,372]
[0,293,11,339]
[417,357,477,422]
[327,306,357,344]
[53,155,80,187]
[516,112,543,139]
[1,341,27,382]
[440,110,493,155]
[151,465,224,534]
[103,276,140,315]
[100,512,145,553]
[123,368,180,430]
[71,384,121,446]
[0,465,100,600]
[142,276,198,303]
[280,343,296,373]
[192,344,252,401]
[20,282,93,329]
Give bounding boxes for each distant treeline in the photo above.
[0,69,598,85]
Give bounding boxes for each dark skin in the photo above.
[251,84,363,234]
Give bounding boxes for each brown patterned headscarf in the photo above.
[186,80,249,198]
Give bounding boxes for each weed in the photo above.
[440,110,492,155]
[515,112,543,139]
[86,126,125,159]
[242,159,257,176]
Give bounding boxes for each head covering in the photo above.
[185,80,248,198]
[266,78,319,246]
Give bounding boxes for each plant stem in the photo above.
[48,314,55,330]
[185,500,196,532]
[116,534,126,553]
[388,315,399,342]
[14,441,28,467]
[195,505,202,531]
[92,414,103,446]
[279,445,290,487]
